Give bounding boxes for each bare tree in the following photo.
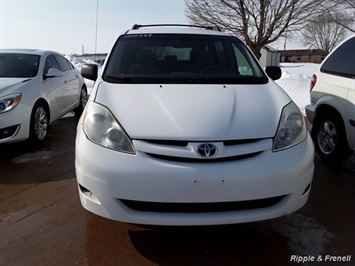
[185,0,322,59]
[322,0,355,33]
[301,12,350,52]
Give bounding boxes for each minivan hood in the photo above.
[95,83,291,140]
[0,78,32,95]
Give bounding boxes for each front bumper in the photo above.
[305,103,316,124]
[0,103,31,143]
[75,129,314,226]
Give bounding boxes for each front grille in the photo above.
[139,138,265,147]
[223,138,264,146]
[120,195,286,213]
[140,139,189,147]
[146,151,263,163]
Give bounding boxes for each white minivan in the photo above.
[306,35,355,164]
[75,24,314,226]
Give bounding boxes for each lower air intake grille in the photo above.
[119,195,285,213]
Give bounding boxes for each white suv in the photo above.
[306,35,355,164]
[75,24,314,226]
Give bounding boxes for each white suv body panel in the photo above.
[306,35,355,152]
[346,80,355,149]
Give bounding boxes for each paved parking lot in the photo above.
[0,115,354,266]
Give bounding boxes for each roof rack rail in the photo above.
[131,24,222,32]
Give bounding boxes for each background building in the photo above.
[280,49,328,63]
[259,45,280,67]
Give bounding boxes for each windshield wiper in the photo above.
[105,74,141,83]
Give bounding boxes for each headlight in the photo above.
[273,101,307,152]
[83,101,135,154]
[0,94,22,113]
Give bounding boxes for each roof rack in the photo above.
[131,24,222,32]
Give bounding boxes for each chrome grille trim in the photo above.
[132,138,272,161]
[145,151,263,163]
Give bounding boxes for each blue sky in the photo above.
[0,0,187,54]
[0,0,306,55]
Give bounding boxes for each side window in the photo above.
[66,59,75,70]
[54,54,72,72]
[321,37,355,77]
[233,45,253,75]
[44,54,60,74]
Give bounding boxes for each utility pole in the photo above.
[94,0,99,60]
[82,45,85,55]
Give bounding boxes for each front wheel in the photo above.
[75,87,87,116]
[311,112,352,163]
[29,102,49,143]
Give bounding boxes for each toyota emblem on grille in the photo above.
[196,143,218,157]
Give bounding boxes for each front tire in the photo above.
[311,112,352,163]
[75,86,87,116]
[29,102,49,143]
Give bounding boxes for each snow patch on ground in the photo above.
[276,73,311,115]
[12,151,57,163]
[266,213,334,255]
[280,63,319,77]
[276,63,319,114]
[252,213,334,256]
[66,54,103,95]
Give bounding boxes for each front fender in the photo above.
[314,94,347,122]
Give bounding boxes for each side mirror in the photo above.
[265,66,282,81]
[81,64,98,81]
[45,68,63,78]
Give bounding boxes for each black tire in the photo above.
[29,102,49,143]
[74,86,87,117]
[311,112,352,164]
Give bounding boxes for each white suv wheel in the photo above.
[312,113,353,163]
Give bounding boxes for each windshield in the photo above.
[0,53,40,78]
[103,34,267,84]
